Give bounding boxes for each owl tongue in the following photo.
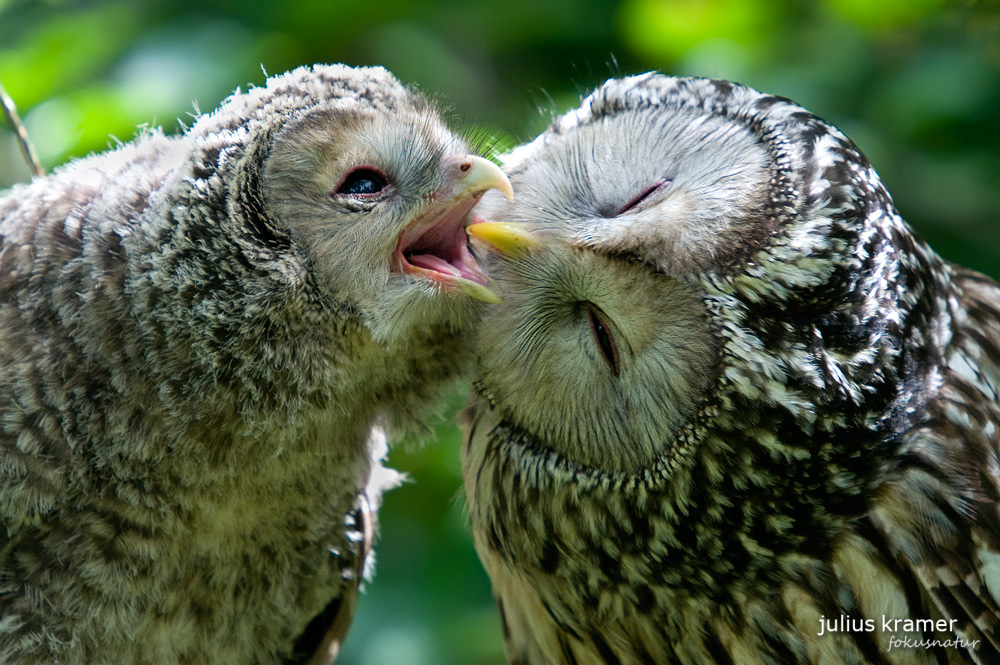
[407,253,462,277]
[401,200,477,277]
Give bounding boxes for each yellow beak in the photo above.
[466,222,541,256]
[453,155,514,202]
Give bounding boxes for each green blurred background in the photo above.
[1,1,997,663]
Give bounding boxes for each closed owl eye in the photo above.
[333,167,390,199]
[586,304,620,376]
[616,178,670,215]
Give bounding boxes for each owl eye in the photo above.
[334,167,390,199]
[616,178,669,215]
[587,305,620,376]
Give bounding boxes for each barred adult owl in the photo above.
[463,74,1000,665]
[0,64,511,664]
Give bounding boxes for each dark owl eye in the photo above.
[334,167,390,199]
[587,306,620,376]
[616,178,670,215]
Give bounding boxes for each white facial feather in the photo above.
[473,233,716,474]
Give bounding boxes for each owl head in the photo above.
[467,73,935,478]
[171,64,512,345]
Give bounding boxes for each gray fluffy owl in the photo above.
[0,64,511,664]
[462,74,1000,664]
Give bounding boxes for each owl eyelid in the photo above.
[616,178,670,215]
[586,305,620,376]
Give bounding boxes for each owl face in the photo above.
[468,73,892,476]
[232,66,512,344]
[469,223,716,474]
[467,81,786,473]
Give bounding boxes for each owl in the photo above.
[462,74,1000,665]
[0,64,511,665]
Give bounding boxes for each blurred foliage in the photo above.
[1,1,998,663]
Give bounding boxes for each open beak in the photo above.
[394,155,513,303]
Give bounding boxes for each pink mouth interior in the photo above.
[396,198,489,286]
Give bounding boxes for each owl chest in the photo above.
[128,441,364,662]
[11,418,373,665]
[480,547,693,665]
[465,447,881,663]
[135,490,354,664]
[478,512,960,665]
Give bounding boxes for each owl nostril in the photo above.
[459,162,471,173]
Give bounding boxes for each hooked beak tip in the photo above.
[453,155,514,202]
